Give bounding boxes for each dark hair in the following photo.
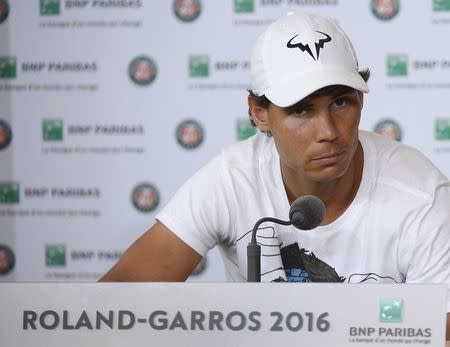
[248,69,371,126]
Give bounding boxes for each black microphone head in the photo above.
[289,195,325,230]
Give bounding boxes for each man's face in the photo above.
[264,86,363,184]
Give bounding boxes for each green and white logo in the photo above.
[236,118,256,140]
[40,0,60,15]
[434,0,450,11]
[0,245,15,275]
[42,119,63,141]
[374,119,402,142]
[45,244,66,267]
[189,55,209,77]
[0,119,12,150]
[371,0,399,20]
[0,0,10,24]
[387,55,408,76]
[435,118,450,140]
[173,0,201,22]
[191,258,207,276]
[0,56,16,79]
[380,298,403,323]
[234,0,254,13]
[176,119,204,149]
[0,182,19,204]
[131,183,160,213]
[128,56,157,86]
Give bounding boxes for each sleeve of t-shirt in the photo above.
[155,153,236,257]
[402,183,450,312]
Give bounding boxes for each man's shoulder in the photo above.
[184,132,275,188]
[360,130,449,198]
[221,132,276,168]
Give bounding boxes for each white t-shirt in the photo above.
[156,130,450,310]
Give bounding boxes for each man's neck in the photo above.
[282,142,364,225]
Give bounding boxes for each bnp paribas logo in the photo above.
[128,56,157,86]
[45,244,66,267]
[173,0,201,22]
[42,119,63,141]
[387,54,408,76]
[0,56,16,79]
[236,118,256,140]
[434,0,450,11]
[435,118,450,140]
[189,55,209,78]
[131,183,160,213]
[371,0,399,20]
[0,119,12,150]
[234,0,254,13]
[191,258,207,276]
[380,298,403,323]
[0,0,10,24]
[0,182,20,204]
[40,0,60,16]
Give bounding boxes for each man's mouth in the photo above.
[312,151,345,165]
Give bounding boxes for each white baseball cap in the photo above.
[250,12,369,107]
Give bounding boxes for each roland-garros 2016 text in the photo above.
[23,310,330,332]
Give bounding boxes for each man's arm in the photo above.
[447,313,449,342]
[99,221,202,282]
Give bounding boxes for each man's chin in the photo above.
[307,165,350,184]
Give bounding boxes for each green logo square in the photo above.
[40,0,60,15]
[45,244,66,266]
[189,55,209,77]
[435,118,450,140]
[387,55,408,76]
[42,119,63,141]
[234,0,254,13]
[0,182,20,204]
[236,118,256,140]
[0,56,17,79]
[434,0,450,11]
[380,298,403,323]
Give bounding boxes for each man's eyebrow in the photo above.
[329,87,356,98]
[284,100,312,113]
[282,86,357,113]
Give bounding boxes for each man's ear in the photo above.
[248,95,270,133]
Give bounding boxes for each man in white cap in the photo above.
[101,12,450,339]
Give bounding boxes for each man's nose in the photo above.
[315,111,338,142]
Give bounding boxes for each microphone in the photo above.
[289,195,326,230]
[247,195,325,282]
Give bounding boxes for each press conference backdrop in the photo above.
[1,0,450,282]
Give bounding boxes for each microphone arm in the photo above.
[246,195,325,282]
[247,217,292,282]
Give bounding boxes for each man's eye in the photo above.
[290,106,311,117]
[293,109,307,117]
[334,98,347,107]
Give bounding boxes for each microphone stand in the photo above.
[247,217,292,282]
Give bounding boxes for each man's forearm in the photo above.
[447,312,449,341]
